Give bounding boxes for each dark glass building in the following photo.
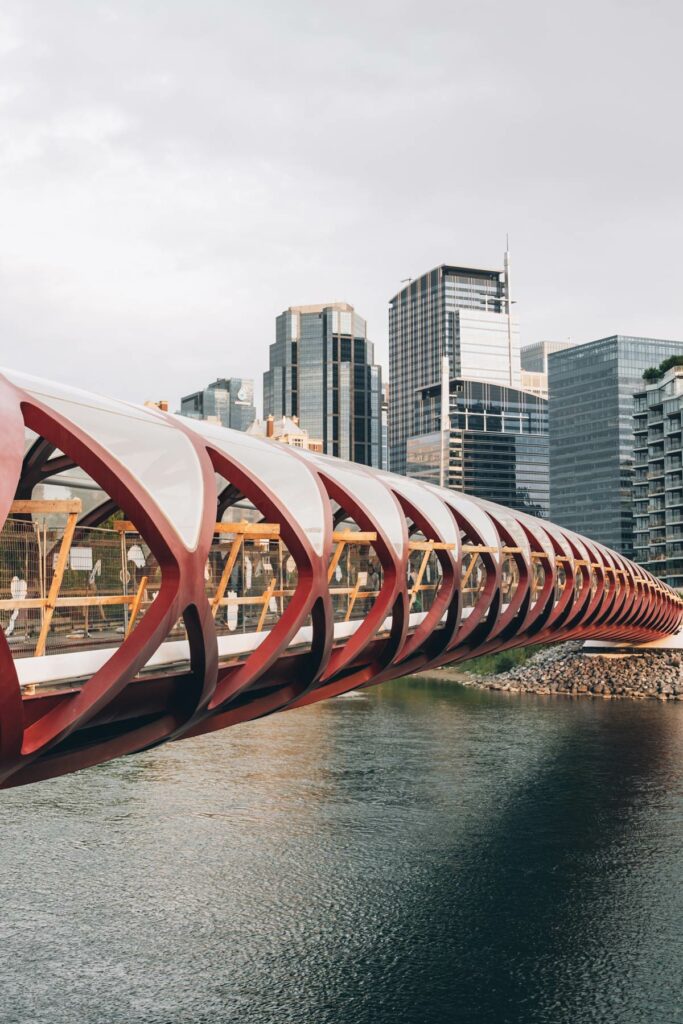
[388,261,519,476]
[407,379,549,517]
[549,335,683,558]
[388,254,546,513]
[180,377,255,431]
[263,303,382,467]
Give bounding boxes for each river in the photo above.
[1,680,681,1024]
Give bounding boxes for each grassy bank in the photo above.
[456,644,543,677]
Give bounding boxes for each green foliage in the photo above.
[642,356,683,382]
[98,510,124,530]
[459,644,542,676]
[658,355,683,375]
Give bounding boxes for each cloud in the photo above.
[0,0,682,413]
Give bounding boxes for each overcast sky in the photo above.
[1,0,682,412]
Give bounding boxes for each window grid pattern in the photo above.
[264,305,382,468]
[549,336,683,558]
[389,265,512,476]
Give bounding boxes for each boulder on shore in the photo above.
[431,642,683,701]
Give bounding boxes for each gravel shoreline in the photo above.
[419,642,683,701]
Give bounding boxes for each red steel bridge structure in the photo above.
[0,369,680,788]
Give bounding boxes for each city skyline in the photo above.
[1,1,682,415]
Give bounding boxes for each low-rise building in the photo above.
[247,414,323,452]
[519,370,548,399]
[520,340,574,400]
[180,378,256,431]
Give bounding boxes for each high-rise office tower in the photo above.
[180,377,256,431]
[389,259,520,476]
[263,302,382,467]
[549,336,683,557]
[405,378,549,516]
[390,255,548,517]
[381,383,389,476]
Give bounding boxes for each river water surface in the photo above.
[1,679,681,1024]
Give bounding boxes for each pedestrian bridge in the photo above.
[0,369,679,788]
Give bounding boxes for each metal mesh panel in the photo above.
[206,534,298,635]
[406,542,443,614]
[0,516,165,658]
[328,535,383,624]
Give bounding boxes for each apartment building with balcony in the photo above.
[633,364,683,587]
[549,335,683,557]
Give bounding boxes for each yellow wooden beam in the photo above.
[257,577,277,631]
[215,520,280,538]
[408,540,456,552]
[409,547,432,610]
[125,575,149,638]
[113,520,138,534]
[327,540,346,583]
[10,499,82,515]
[211,535,243,618]
[344,576,364,622]
[332,530,377,544]
[460,553,481,591]
[34,510,78,657]
[55,595,136,609]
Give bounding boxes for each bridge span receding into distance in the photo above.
[0,368,679,788]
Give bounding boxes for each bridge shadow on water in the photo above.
[321,683,682,1024]
[0,680,680,1024]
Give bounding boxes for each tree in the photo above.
[642,356,683,382]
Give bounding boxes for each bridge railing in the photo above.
[0,501,143,657]
[3,502,556,669]
[7,496,671,689]
[3,508,460,666]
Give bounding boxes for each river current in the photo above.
[1,679,681,1024]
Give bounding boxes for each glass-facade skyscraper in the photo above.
[264,303,382,467]
[388,262,520,476]
[549,336,683,557]
[406,379,549,516]
[388,257,548,516]
[180,377,256,431]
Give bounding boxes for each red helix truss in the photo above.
[0,369,679,788]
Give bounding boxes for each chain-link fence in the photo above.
[0,509,487,664]
[207,532,298,635]
[0,515,162,657]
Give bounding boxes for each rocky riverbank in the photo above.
[420,642,683,700]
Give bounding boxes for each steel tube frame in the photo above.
[0,369,680,788]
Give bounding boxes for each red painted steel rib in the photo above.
[0,369,680,788]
